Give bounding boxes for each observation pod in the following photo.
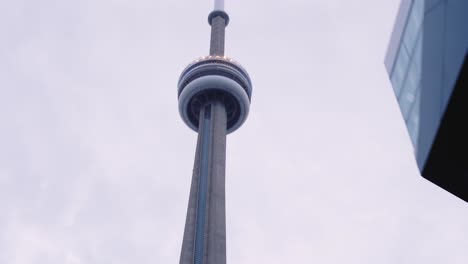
[177,56,253,133]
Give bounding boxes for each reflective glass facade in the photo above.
[385,0,468,170]
[385,0,468,201]
[388,0,424,150]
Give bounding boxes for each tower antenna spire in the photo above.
[208,0,229,55]
[214,0,224,11]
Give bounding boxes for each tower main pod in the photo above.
[177,1,252,264]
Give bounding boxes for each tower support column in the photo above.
[180,99,227,264]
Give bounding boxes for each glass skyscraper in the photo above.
[385,0,468,201]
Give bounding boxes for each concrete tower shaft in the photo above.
[208,10,228,56]
[179,100,227,264]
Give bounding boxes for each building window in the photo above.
[406,87,421,149]
[402,0,424,53]
[391,46,410,96]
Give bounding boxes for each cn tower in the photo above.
[177,0,252,263]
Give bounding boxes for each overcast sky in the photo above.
[1,0,468,263]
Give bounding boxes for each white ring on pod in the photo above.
[178,75,250,134]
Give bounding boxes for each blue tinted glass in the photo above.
[412,0,424,20]
[411,30,423,74]
[400,91,415,119]
[403,0,424,53]
[400,30,423,119]
[406,65,421,93]
[390,46,410,95]
[401,63,421,118]
[406,87,421,148]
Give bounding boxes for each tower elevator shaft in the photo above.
[180,101,227,264]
